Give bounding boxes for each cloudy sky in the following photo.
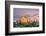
[13,8,39,21]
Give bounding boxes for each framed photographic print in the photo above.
[5,1,45,35]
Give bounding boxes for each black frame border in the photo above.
[5,1,45,35]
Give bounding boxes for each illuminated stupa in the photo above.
[16,15,32,24]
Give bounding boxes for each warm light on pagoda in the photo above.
[16,15,32,24]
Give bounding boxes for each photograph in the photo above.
[13,8,39,27]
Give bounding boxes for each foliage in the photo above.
[13,21,39,27]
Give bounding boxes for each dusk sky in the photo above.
[13,8,39,21]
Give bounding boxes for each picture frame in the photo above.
[5,1,45,35]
